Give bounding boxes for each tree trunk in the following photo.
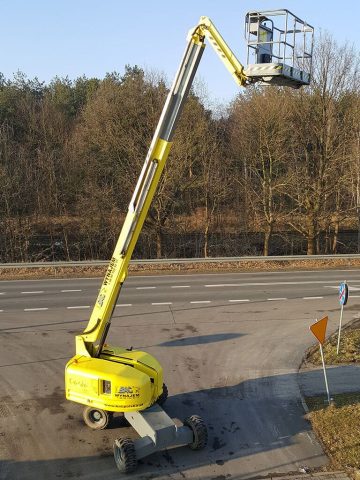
[204,223,209,258]
[332,220,339,254]
[263,224,273,256]
[307,235,316,255]
[156,229,162,259]
[306,216,316,255]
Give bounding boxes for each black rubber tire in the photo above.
[83,407,111,430]
[157,383,168,406]
[113,437,137,473]
[184,415,208,450]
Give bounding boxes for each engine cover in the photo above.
[65,347,163,412]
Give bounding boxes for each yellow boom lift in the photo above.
[65,10,313,473]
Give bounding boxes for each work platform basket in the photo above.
[244,9,314,89]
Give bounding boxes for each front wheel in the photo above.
[157,383,168,406]
[114,437,137,473]
[184,415,208,450]
[83,407,112,430]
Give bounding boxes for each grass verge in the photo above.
[305,392,360,470]
[304,319,360,365]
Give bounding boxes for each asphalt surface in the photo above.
[1,268,359,479]
[299,364,360,397]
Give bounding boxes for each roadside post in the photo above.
[309,316,331,405]
[337,281,348,355]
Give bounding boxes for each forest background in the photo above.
[1,34,359,262]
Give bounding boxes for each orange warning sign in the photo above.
[310,316,328,344]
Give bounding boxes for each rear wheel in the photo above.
[184,415,208,450]
[113,437,137,473]
[157,383,168,406]
[83,407,111,430]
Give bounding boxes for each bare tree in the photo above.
[284,34,360,254]
[229,88,291,255]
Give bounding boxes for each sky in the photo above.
[0,1,359,105]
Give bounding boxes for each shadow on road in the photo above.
[158,333,243,347]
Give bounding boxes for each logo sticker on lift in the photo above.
[116,386,140,399]
[97,291,106,307]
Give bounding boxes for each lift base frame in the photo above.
[124,404,194,459]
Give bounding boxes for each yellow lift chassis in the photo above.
[65,11,313,474]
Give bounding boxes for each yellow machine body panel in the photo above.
[65,347,163,412]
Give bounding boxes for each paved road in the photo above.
[299,364,360,397]
[0,268,359,479]
[1,268,360,314]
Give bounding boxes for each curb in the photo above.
[269,473,350,480]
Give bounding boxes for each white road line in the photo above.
[61,289,82,293]
[171,285,190,288]
[325,285,360,291]
[350,295,360,298]
[229,299,250,303]
[116,304,132,307]
[190,300,211,304]
[24,307,49,311]
[0,310,4,312]
[267,297,287,301]
[303,296,323,300]
[204,280,349,287]
[0,292,4,295]
[130,270,360,278]
[136,286,156,290]
[152,302,172,306]
[21,291,44,294]
[67,306,90,310]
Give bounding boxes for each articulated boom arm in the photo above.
[192,17,247,87]
[76,17,248,358]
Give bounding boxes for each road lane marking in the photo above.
[121,271,360,279]
[205,280,348,287]
[116,304,132,307]
[229,299,250,302]
[350,295,360,298]
[0,310,4,312]
[267,297,287,301]
[171,285,190,288]
[136,286,156,290]
[303,296,323,300]
[67,306,90,309]
[152,302,173,305]
[0,293,4,295]
[325,285,360,291]
[190,301,211,304]
[21,291,44,294]
[24,307,48,311]
[61,289,82,292]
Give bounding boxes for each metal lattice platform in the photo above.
[244,9,314,89]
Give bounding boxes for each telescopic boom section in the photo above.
[76,17,248,357]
